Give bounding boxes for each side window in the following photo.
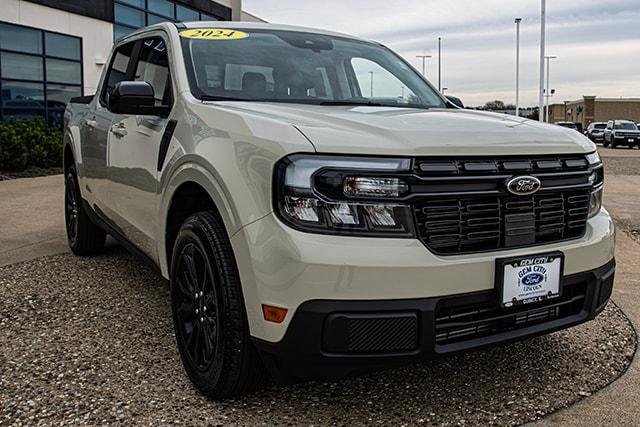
[350,57,417,103]
[135,38,171,107]
[101,42,135,105]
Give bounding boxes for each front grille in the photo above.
[412,155,595,255]
[435,281,587,347]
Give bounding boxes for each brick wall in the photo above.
[594,100,640,124]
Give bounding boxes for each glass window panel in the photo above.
[135,38,170,106]
[102,42,135,104]
[115,4,145,27]
[46,58,82,84]
[148,0,174,18]
[114,25,135,41]
[351,57,418,101]
[1,81,44,104]
[147,14,172,25]
[0,23,42,54]
[200,14,220,21]
[46,84,81,107]
[176,5,199,21]
[45,32,81,60]
[0,52,44,81]
[118,0,145,7]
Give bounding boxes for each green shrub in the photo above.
[0,117,63,171]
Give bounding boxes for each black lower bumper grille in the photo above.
[435,282,587,346]
[414,190,591,254]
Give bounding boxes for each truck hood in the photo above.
[216,102,595,156]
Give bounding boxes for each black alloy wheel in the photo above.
[64,166,105,255]
[170,212,267,398]
[65,173,79,247]
[174,241,220,371]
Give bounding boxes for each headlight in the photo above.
[588,187,603,218]
[585,152,601,165]
[274,155,415,236]
[585,152,603,218]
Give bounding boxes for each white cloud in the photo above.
[244,0,640,106]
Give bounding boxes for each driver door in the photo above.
[106,36,174,260]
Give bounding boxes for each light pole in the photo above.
[416,54,432,77]
[368,71,374,97]
[544,55,557,122]
[438,37,442,92]
[538,0,546,122]
[515,18,522,117]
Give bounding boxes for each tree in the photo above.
[482,100,506,111]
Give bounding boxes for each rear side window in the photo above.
[101,42,135,105]
[135,37,172,107]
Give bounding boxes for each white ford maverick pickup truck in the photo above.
[64,22,615,398]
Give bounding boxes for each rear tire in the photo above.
[170,211,267,399]
[65,166,106,255]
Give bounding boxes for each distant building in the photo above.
[548,97,640,128]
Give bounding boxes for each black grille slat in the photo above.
[416,191,589,254]
[413,155,592,255]
[435,283,588,346]
[413,155,591,255]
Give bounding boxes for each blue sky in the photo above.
[243,0,640,107]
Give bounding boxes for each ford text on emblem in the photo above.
[506,176,541,196]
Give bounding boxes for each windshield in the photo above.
[180,28,445,109]
[614,122,638,130]
[593,124,606,129]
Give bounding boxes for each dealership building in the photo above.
[548,96,640,129]
[0,0,261,128]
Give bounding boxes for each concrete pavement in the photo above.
[0,174,68,267]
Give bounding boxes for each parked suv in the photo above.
[63,23,615,398]
[585,122,607,144]
[603,120,640,148]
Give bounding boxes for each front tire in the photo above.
[170,211,267,399]
[65,167,106,255]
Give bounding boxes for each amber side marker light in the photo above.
[262,304,288,323]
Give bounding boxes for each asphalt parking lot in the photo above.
[1,145,639,425]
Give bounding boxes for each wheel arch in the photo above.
[160,164,242,278]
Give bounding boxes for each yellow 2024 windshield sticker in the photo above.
[180,29,248,40]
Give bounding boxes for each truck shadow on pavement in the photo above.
[0,246,636,425]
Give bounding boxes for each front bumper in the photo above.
[254,258,615,382]
[231,209,615,343]
[612,136,639,145]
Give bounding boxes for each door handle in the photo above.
[110,123,128,137]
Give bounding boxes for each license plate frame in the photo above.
[495,252,564,308]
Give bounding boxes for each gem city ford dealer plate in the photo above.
[496,253,564,307]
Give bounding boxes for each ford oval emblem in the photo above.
[506,175,541,196]
[521,272,545,287]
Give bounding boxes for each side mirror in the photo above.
[446,95,464,109]
[108,81,156,115]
